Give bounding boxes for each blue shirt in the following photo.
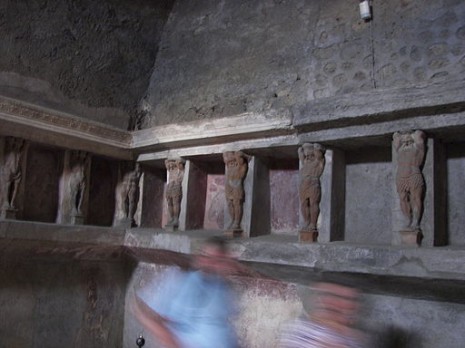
[139,268,238,348]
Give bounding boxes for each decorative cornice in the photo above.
[0,96,131,146]
[1,80,465,163]
[0,96,133,159]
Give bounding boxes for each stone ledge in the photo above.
[0,220,126,246]
[132,111,294,152]
[293,79,465,131]
[2,221,465,283]
[2,81,465,162]
[231,235,465,281]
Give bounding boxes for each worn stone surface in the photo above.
[1,0,465,346]
[142,0,315,127]
[345,147,392,245]
[139,168,165,229]
[270,167,299,234]
[0,0,175,129]
[2,222,465,347]
[22,144,62,223]
[142,0,465,127]
[88,156,119,227]
[0,238,129,348]
[204,174,225,230]
[447,143,465,245]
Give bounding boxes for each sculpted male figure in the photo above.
[393,130,426,231]
[223,151,249,231]
[298,143,326,233]
[165,158,185,229]
[0,137,25,210]
[114,163,142,227]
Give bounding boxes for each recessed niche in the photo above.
[23,144,62,223]
[446,142,465,246]
[269,159,299,235]
[344,147,392,245]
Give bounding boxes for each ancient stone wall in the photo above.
[0,237,129,348]
[0,0,174,129]
[142,0,465,127]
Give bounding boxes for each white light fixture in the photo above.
[359,0,372,21]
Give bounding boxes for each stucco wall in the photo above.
[345,147,393,245]
[142,0,465,127]
[447,143,465,246]
[0,0,174,129]
[2,0,464,129]
[0,241,129,348]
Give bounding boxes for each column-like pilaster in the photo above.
[139,167,165,228]
[181,160,207,231]
[422,138,447,246]
[320,148,346,242]
[246,156,271,238]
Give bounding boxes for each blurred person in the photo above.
[132,237,239,348]
[279,282,367,348]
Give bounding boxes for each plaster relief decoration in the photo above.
[56,150,90,225]
[164,158,185,231]
[113,162,142,228]
[0,137,25,219]
[298,143,326,242]
[0,97,131,144]
[74,270,114,347]
[393,130,426,245]
[223,151,249,237]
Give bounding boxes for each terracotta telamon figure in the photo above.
[165,158,185,229]
[0,137,25,210]
[115,163,142,226]
[298,143,326,233]
[393,130,426,231]
[68,151,89,216]
[223,151,249,231]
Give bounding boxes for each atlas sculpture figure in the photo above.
[0,137,25,211]
[165,158,185,229]
[223,151,249,231]
[298,143,326,235]
[393,130,426,231]
[114,162,142,227]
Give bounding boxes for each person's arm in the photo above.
[132,294,181,348]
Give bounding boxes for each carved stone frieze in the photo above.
[0,96,131,146]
